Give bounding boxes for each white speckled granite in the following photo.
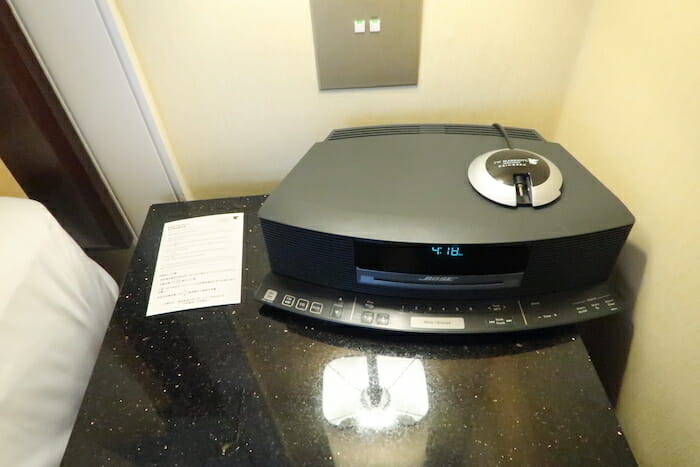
[62,196,636,466]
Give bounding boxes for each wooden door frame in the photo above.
[5,0,190,235]
[0,0,133,248]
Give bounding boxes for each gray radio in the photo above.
[254,124,634,333]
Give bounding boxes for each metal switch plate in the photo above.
[310,0,422,90]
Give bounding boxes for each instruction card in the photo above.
[146,213,244,316]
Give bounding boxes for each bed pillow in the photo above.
[0,198,118,467]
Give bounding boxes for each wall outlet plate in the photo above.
[310,0,422,90]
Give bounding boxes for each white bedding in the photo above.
[0,198,118,466]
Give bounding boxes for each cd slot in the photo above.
[356,268,523,291]
[373,277,504,287]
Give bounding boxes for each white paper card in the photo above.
[146,213,244,316]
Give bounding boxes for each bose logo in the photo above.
[419,276,458,282]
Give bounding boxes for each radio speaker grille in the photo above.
[261,219,631,300]
[327,124,544,142]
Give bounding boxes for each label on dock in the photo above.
[410,316,465,330]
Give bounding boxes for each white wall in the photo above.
[115,0,593,199]
[555,1,700,465]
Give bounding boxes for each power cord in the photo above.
[492,123,513,149]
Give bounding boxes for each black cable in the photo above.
[492,123,513,149]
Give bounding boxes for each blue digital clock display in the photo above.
[431,246,464,257]
[354,241,529,275]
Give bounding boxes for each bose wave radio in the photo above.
[255,124,634,333]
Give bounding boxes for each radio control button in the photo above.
[361,311,375,324]
[282,295,296,307]
[376,313,390,325]
[263,289,278,303]
[310,302,323,314]
[486,316,515,327]
[295,299,310,311]
[331,305,343,319]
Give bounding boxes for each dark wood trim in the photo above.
[0,2,133,248]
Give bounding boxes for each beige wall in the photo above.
[113,1,700,464]
[555,1,700,465]
[115,0,593,199]
[0,160,25,198]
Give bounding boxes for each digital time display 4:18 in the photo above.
[431,246,464,257]
[354,241,529,275]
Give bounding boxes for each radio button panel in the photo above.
[256,274,624,334]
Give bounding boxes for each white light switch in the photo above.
[354,19,366,33]
[369,17,381,32]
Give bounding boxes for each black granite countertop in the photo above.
[62,196,636,466]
